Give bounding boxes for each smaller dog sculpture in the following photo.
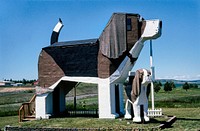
[124,69,151,122]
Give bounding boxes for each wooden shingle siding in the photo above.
[38,50,65,87]
[38,41,99,87]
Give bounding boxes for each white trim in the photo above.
[53,21,63,33]
[49,76,101,90]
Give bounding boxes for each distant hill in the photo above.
[156,79,200,87]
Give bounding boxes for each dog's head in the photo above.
[141,69,151,86]
[99,13,146,59]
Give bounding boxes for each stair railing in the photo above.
[19,94,36,122]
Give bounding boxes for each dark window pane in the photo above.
[127,18,132,31]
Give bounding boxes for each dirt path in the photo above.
[0,87,35,93]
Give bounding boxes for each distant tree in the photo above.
[154,81,161,93]
[188,83,198,89]
[158,81,162,87]
[170,81,176,89]
[164,82,172,92]
[183,82,189,91]
[194,84,198,89]
[22,78,27,85]
[189,84,193,88]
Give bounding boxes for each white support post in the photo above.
[150,40,155,110]
[148,40,163,117]
[98,79,119,119]
[36,93,52,119]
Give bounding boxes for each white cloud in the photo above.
[157,74,200,80]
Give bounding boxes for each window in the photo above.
[127,18,132,31]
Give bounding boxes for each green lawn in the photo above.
[1,108,199,130]
[149,88,200,108]
[162,108,200,131]
[0,86,200,130]
[0,90,35,117]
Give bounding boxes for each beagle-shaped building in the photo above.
[36,13,162,119]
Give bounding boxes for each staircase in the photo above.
[19,94,36,122]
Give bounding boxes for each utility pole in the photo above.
[150,40,155,110]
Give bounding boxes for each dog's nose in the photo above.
[159,21,162,29]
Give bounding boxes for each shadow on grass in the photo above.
[50,109,99,119]
[150,118,166,124]
[177,118,200,121]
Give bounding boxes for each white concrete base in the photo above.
[35,93,51,119]
[98,79,124,119]
[99,113,119,119]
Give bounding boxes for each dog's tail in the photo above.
[50,18,64,45]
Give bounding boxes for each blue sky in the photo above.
[0,0,199,80]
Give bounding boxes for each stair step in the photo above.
[19,94,36,122]
[22,118,35,122]
[22,118,35,121]
[26,115,35,118]
[22,115,35,121]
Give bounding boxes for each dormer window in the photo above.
[127,18,132,31]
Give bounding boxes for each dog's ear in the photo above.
[131,69,143,103]
[146,83,151,98]
[99,13,127,58]
[138,69,144,83]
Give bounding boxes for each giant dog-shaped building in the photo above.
[35,13,162,119]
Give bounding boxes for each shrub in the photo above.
[154,81,161,93]
[164,82,172,92]
[183,82,189,91]
[170,81,176,89]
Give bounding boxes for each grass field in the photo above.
[149,87,200,108]
[0,87,35,117]
[0,85,200,130]
[1,108,199,130]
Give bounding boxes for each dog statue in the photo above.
[124,69,151,122]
